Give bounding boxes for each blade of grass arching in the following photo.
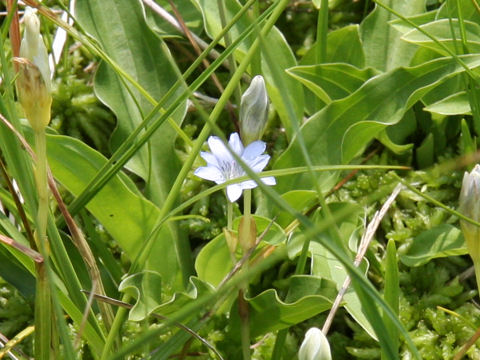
[100,1,291,358]
[62,0,271,219]
[381,240,399,360]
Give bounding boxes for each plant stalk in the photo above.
[34,129,53,360]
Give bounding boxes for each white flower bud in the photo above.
[16,7,52,131]
[459,165,480,263]
[239,75,269,145]
[20,7,51,92]
[298,327,332,360]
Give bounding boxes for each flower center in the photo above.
[219,159,245,180]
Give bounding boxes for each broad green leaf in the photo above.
[390,10,438,34]
[228,276,336,338]
[119,271,163,321]
[360,0,426,71]
[287,64,379,104]
[193,0,304,139]
[75,0,189,286]
[299,25,366,114]
[144,0,203,38]
[195,215,286,286]
[75,0,186,204]
[274,55,480,193]
[424,91,471,115]
[46,134,182,289]
[400,224,467,267]
[401,19,480,56]
[301,25,366,68]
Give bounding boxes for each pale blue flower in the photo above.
[194,132,276,202]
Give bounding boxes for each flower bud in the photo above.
[20,7,51,92]
[239,75,268,145]
[298,327,332,360]
[459,165,480,263]
[14,57,52,132]
[16,7,52,131]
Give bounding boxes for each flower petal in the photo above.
[226,183,243,202]
[243,140,266,160]
[229,132,244,155]
[200,151,219,167]
[247,154,270,172]
[240,180,258,190]
[194,166,224,184]
[208,136,233,162]
[261,176,276,185]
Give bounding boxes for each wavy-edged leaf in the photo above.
[229,276,336,338]
[401,19,480,56]
[400,224,467,267]
[424,91,471,115]
[119,271,163,321]
[274,55,480,193]
[287,64,379,104]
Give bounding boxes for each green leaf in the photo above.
[416,133,434,168]
[401,19,480,56]
[382,240,399,360]
[360,0,426,71]
[274,55,480,193]
[460,118,476,155]
[119,271,163,321]
[287,64,379,104]
[193,0,304,139]
[400,224,467,267]
[301,25,366,68]
[309,203,377,339]
[75,0,191,285]
[424,91,471,115]
[228,276,336,338]
[144,0,203,38]
[46,134,182,289]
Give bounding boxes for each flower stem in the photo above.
[239,189,252,360]
[227,201,233,232]
[34,129,53,360]
[239,289,251,360]
[474,263,480,297]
